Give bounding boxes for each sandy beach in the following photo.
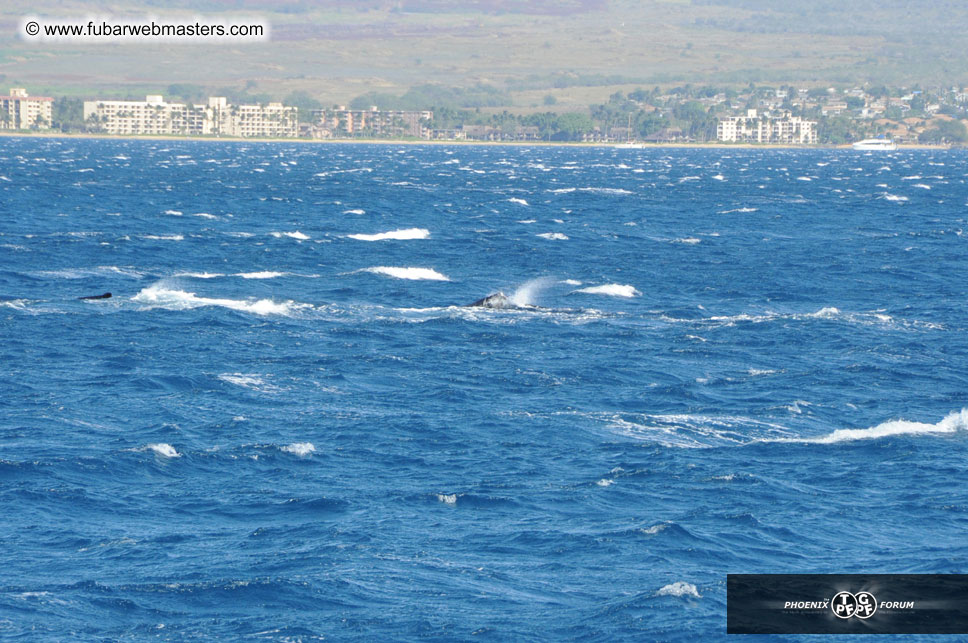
[0,130,951,150]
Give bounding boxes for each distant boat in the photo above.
[852,138,897,151]
[615,113,646,148]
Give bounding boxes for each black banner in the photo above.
[727,574,968,634]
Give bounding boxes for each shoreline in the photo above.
[0,130,952,150]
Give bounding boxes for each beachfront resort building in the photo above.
[83,95,298,137]
[228,101,298,138]
[717,109,818,144]
[0,88,53,130]
[310,106,433,138]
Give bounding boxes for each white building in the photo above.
[1,88,53,130]
[83,95,297,137]
[717,109,817,144]
[228,102,298,138]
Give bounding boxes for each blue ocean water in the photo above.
[1,138,966,640]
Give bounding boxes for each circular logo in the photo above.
[832,591,877,619]
[832,591,857,619]
[854,591,878,619]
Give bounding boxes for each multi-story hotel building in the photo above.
[717,109,818,144]
[229,102,298,138]
[83,95,297,137]
[311,106,432,138]
[83,95,205,135]
[0,88,53,130]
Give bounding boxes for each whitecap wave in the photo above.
[218,373,280,392]
[575,284,640,297]
[675,237,701,244]
[792,409,968,444]
[343,209,366,215]
[719,207,758,214]
[281,442,315,457]
[348,228,430,241]
[362,266,449,281]
[143,234,184,241]
[748,368,778,376]
[657,582,701,598]
[271,231,310,240]
[548,187,632,195]
[507,197,529,206]
[1,299,30,310]
[537,232,569,240]
[580,187,633,195]
[806,306,840,318]
[437,493,458,505]
[174,272,224,279]
[147,443,180,458]
[236,271,286,279]
[132,285,307,316]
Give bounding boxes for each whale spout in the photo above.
[79,292,112,300]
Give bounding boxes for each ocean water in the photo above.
[1,138,966,641]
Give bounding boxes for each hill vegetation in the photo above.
[2,0,966,120]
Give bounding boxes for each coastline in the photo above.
[0,130,952,150]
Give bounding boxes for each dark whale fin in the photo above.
[79,292,112,300]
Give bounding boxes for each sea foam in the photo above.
[657,582,701,598]
[362,267,449,281]
[147,443,180,458]
[348,228,430,241]
[798,409,968,444]
[271,231,310,240]
[575,284,640,297]
[281,442,315,457]
[236,271,286,279]
[132,285,306,316]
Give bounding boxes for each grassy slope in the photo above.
[0,0,965,105]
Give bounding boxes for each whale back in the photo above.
[468,292,512,309]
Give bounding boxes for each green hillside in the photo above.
[1,0,966,107]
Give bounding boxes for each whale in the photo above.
[466,292,537,310]
[79,292,112,300]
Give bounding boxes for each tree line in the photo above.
[40,81,968,144]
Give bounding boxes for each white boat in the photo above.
[614,113,645,148]
[852,138,897,151]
